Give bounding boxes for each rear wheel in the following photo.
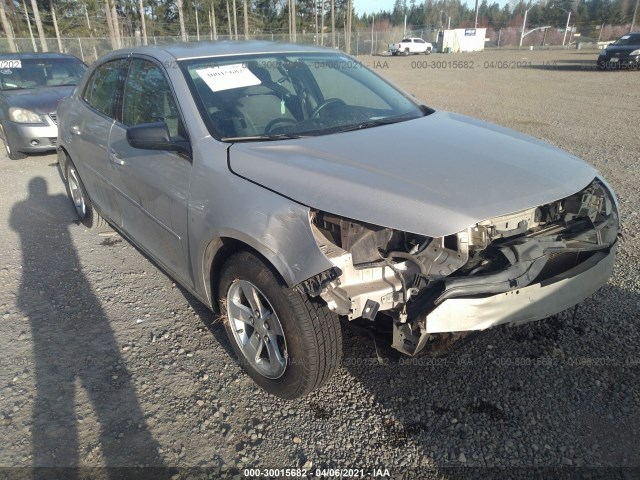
[0,123,27,160]
[64,157,107,229]
[219,251,342,399]
[403,48,410,56]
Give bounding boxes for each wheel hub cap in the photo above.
[227,280,288,379]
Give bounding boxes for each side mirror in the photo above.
[126,122,190,156]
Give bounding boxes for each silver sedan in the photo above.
[57,42,619,399]
[0,53,86,159]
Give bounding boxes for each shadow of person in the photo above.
[10,177,169,478]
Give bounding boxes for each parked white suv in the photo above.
[389,38,433,56]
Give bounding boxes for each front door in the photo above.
[108,57,193,286]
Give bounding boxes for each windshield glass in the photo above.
[612,34,640,46]
[0,58,86,91]
[180,52,427,141]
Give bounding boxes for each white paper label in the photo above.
[196,64,261,92]
[620,35,630,39]
[0,60,22,69]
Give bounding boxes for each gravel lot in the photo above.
[1,48,639,478]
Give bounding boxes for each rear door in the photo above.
[64,58,129,226]
[108,57,193,286]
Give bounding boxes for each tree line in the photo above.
[1,0,638,53]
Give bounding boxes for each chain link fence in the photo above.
[0,27,437,63]
[1,23,627,63]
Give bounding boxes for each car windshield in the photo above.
[0,58,86,91]
[612,34,640,46]
[180,52,428,141]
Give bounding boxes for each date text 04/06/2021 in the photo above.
[243,467,391,477]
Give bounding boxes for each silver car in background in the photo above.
[0,52,86,160]
[57,42,619,399]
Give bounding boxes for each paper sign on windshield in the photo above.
[0,60,21,69]
[196,64,261,92]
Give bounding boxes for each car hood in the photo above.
[2,86,74,113]
[228,111,597,237]
[601,45,640,55]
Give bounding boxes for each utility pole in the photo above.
[520,4,535,48]
[474,0,479,28]
[371,14,374,55]
[563,11,571,47]
[631,0,638,32]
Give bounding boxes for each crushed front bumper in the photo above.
[423,243,616,334]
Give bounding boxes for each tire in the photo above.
[403,49,410,56]
[0,123,27,160]
[219,251,342,399]
[425,48,432,55]
[64,157,107,229]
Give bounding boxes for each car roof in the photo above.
[0,52,81,60]
[104,41,338,61]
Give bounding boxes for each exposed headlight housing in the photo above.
[599,49,607,56]
[630,49,640,55]
[9,107,43,124]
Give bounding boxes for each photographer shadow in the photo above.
[10,177,170,478]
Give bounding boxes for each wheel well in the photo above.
[209,238,282,313]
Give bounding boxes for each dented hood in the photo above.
[228,111,597,237]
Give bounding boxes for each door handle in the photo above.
[70,125,81,135]
[110,149,125,166]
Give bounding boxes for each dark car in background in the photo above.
[0,52,86,160]
[598,32,640,70]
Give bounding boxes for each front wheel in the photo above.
[219,251,342,399]
[425,48,432,55]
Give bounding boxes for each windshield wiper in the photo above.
[221,133,311,142]
[337,115,420,133]
[1,87,33,91]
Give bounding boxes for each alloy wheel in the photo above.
[226,280,288,379]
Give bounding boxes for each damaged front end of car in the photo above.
[296,178,619,356]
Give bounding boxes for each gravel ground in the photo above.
[1,48,639,478]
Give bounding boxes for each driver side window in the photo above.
[122,59,181,138]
